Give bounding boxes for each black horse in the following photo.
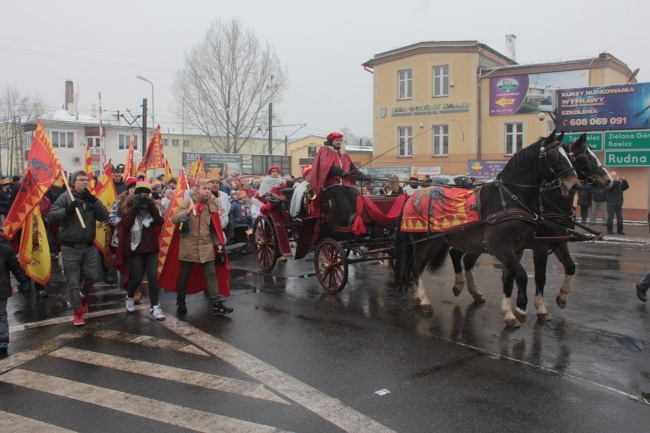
[394,132,581,327]
[448,134,612,322]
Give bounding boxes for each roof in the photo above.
[362,40,515,69]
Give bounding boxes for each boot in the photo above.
[176,296,187,314]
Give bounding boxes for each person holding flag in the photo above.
[47,171,109,326]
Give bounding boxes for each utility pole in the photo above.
[268,102,273,154]
[141,98,148,157]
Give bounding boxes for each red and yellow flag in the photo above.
[84,142,95,187]
[196,157,206,177]
[123,134,136,178]
[164,158,173,182]
[137,125,165,172]
[92,161,117,265]
[2,120,63,240]
[157,167,188,274]
[18,206,51,285]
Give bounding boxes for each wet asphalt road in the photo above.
[1,233,650,432]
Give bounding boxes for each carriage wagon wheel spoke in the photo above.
[253,217,278,272]
[314,238,348,294]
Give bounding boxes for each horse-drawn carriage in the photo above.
[252,182,406,293]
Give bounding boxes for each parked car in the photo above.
[429,175,474,186]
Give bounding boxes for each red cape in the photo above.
[306,145,355,207]
[158,212,230,296]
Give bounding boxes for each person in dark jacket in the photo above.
[576,181,592,224]
[116,182,165,320]
[47,170,109,326]
[112,168,128,196]
[0,235,31,352]
[605,171,629,235]
[590,184,608,225]
[0,178,12,225]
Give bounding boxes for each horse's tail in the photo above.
[394,219,416,290]
[427,241,450,273]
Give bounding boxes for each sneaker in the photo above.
[637,283,647,302]
[73,308,85,326]
[150,305,165,321]
[125,296,135,313]
[213,301,233,316]
[618,231,626,235]
[37,289,49,299]
[80,294,88,313]
[104,275,116,284]
[176,299,187,314]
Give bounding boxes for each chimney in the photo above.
[65,80,74,114]
[505,34,517,61]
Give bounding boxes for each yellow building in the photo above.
[362,40,647,219]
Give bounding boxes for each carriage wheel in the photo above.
[253,217,278,272]
[314,238,348,293]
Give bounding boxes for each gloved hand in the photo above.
[340,171,350,179]
[81,188,98,204]
[65,200,81,215]
[133,195,152,210]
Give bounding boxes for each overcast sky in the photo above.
[2,0,648,140]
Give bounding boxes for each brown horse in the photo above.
[394,133,581,327]
[449,133,612,321]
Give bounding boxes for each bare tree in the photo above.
[339,127,373,147]
[172,18,287,154]
[0,85,46,175]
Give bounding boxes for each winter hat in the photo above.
[12,175,21,183]
[125,176,138,189]
[326,132,343,142]
[302,164,312,178]
[152,192,162,200]
[268,165,280,175]
[134,181,152,194]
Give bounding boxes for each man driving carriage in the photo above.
[306,131,369,226]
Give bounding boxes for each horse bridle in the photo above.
[566,144,601,184]
[539,140,576,181]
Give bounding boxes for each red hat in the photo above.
[125,177,138,189]
[268,165,280,175]
[327,132,343,142]
[302,164,312,178]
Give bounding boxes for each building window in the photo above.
[162,138,169,146]
[505,123,523,155]
[307,146,317,157]
[86,137,101,154]
[433,65,449,96]
[432,125,449,156]
[172,139,179,147]
[398,69,412,100]
[183,139,189,147]
[51,131,74,149]
[398,126,413,157]
[118,134,138,150]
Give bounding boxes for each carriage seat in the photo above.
[361,195,399,224]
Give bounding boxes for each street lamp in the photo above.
[136,75,155,129]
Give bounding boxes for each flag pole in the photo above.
[61,170,87,229]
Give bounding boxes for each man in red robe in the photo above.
[306,132,368,226]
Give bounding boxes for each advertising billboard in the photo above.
[556,82,650,131]
[489,70,589,116]
[467,160,508,179]
[182,152,243,175]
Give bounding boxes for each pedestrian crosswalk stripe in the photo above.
[161,315,396,433]
[0,369,289,433]
[0,331,83,375]
[49,347,289,405]
[93,330,209,357]
[8,305,148,333]
[0,409,76,432]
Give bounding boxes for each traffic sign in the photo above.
[604,150,650,166]
[604,130,650,150]
[562,132,603,151]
